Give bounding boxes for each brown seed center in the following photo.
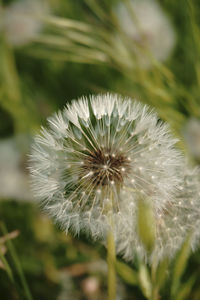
[81,148,130,187]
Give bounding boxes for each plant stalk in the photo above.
[107,230,116,300]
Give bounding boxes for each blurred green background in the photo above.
[1,0,200,299]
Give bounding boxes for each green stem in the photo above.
[151,286,159,300]
[107,230,116,300]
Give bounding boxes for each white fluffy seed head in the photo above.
[29,93,184,247]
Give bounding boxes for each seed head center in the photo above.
[81,148,130,187]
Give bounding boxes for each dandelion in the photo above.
[0,0,48,47]
[115,0,176,68]
[29,93,183,242]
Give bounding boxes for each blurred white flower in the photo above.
[30,93,183,243]
[115,0,176,68]
[0,0,48,47]
[183,118,200,161]
[0,135,33,201]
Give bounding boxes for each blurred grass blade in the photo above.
[44,16,92,33]
[155,257,169,290]
[0,230,20,244]
[187,0,200,86]
[28,48,104,64]
[0,39,38,132]
[138,263,152,299]
[0,247,14,283]
[116,260,138,285]
[0,223,33,300]
[33,35,74,48]
[137,197,156,253]
[176,275,196,300]
[84,0,108,23]
[171,234,191,298]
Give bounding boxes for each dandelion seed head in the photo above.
[30,93,183,242]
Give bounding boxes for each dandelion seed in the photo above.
[29,93,183,244]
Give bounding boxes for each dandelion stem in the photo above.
[107,230,116,300]
[151,286,159,300]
